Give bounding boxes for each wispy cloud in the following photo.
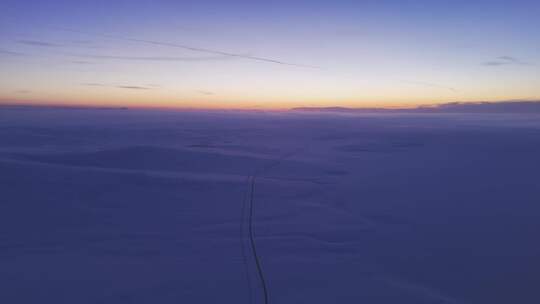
[498,56,518,61]
[116,85,151,90]
[16,39,62,47]
[0,48,25,56]
[66,39,94,45]
[71,60,98,65]
[482,56,531,66]
[62,39,104,50]
[14,89,31,94]
[82,83,152,90]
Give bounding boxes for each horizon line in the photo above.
[2,99,540,112]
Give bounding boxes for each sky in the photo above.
[1,0,539,109]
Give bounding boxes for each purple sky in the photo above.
[1,0,539,109]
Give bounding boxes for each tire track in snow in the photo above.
[241,147,307,304]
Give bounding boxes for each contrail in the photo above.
[56,28,321,69]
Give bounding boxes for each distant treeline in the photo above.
[292,101,540,114]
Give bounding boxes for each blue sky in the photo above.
[1,0,539,108]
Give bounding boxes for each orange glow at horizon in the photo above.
[2,93,539,111]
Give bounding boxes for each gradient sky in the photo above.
[1,0,539,109]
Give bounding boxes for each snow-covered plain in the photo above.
[1,107,539,303]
